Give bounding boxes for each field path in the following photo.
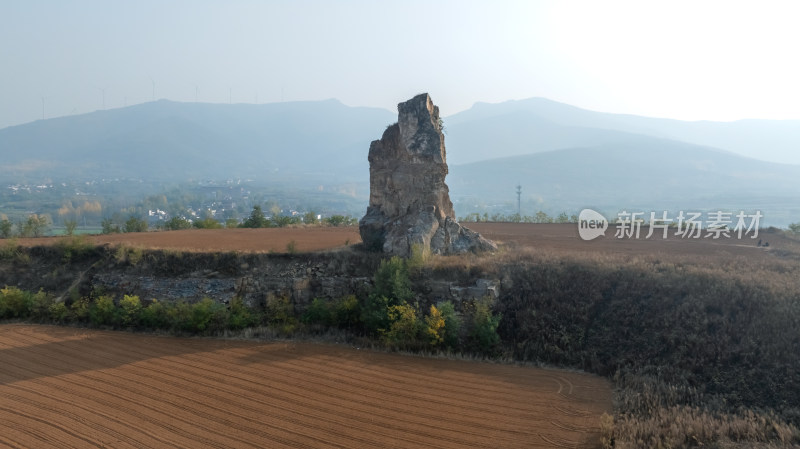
[0,324,611,448]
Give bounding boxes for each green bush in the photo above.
[372,256,413,304]
[89,295,118,326]
[332,295,360,329]
[265,294,297,334]
[0,286,33,318]
[382,303,422,347]
[467,296,501,354]
[193,217,223,229]
[119,294,143,327]
[48,302,69,322]
[1,219,13,238]
[54,235,94,263]
[228,297,256,330]
[303,297,334,326]
[69,296,90,321]
[124,215,148,233]
[361,294,391,335]
[437,300,462,349]
[304,295,361,330]
[29,290,54,321]
[240,205,270,228]
[191,298,228,333]
[140,299,171,329]
[164,217,192,230]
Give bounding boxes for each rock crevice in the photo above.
[359,93,496,256]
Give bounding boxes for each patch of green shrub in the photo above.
[0,286,33,318]
[140,299,170,329]
[382,303,422,348]
[466,296,501,354]
[228,297,256,330]
[265,294,297,334]
[89,295,118,326]
[119,294,143,327]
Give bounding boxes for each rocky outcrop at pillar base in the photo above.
[359,93,496,256]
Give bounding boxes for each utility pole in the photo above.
[516,184,522,217]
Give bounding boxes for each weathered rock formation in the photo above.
[359,93,496,256]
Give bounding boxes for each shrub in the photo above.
[164,217,192,230]
[424,304,445,347]
[323,215,357,227]
[89,295,118,326]
[190,298,228,333]
[332,295,360,329]
[115,246,143,266]
[119,294,143,327]
[286,240,297,254]
[69,296,90,321]
[48,302,69,322]
[265,294,297,334]
[28,290,54,321]
[372,256,413,304]
[437,300,462,349]
[383,303,422,347]
[124,215,148,233]
[0,286,33,319]
[228,297,256,330]
[303,297,333,326]
[193,217,223,229]
[101,218,121,234]
[467,296,501,354]
[361,294,391,335]
[0,218,12,238]
[140,299,170,329]
[240,205,269,228]
[54,235,94,263]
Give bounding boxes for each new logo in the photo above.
[578,209,608,240]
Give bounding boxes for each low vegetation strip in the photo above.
[0,324,611,448]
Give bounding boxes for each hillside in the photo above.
[448,136,800,226]
[0,99,395,183]
[445,97,800,166]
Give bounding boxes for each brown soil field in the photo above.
[0,324,611,448]
[468,222,798,259]
[17,222,797,257]
[18,227,363,253]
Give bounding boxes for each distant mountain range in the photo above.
[1,97,799,225]
[445,97,800,166]
[0,99,394,183]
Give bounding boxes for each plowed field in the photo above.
[17,222,794,257]
[0,324,611,448]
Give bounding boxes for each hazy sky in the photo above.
[2,0,799,130]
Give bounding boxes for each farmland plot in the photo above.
[0,324,611,448]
